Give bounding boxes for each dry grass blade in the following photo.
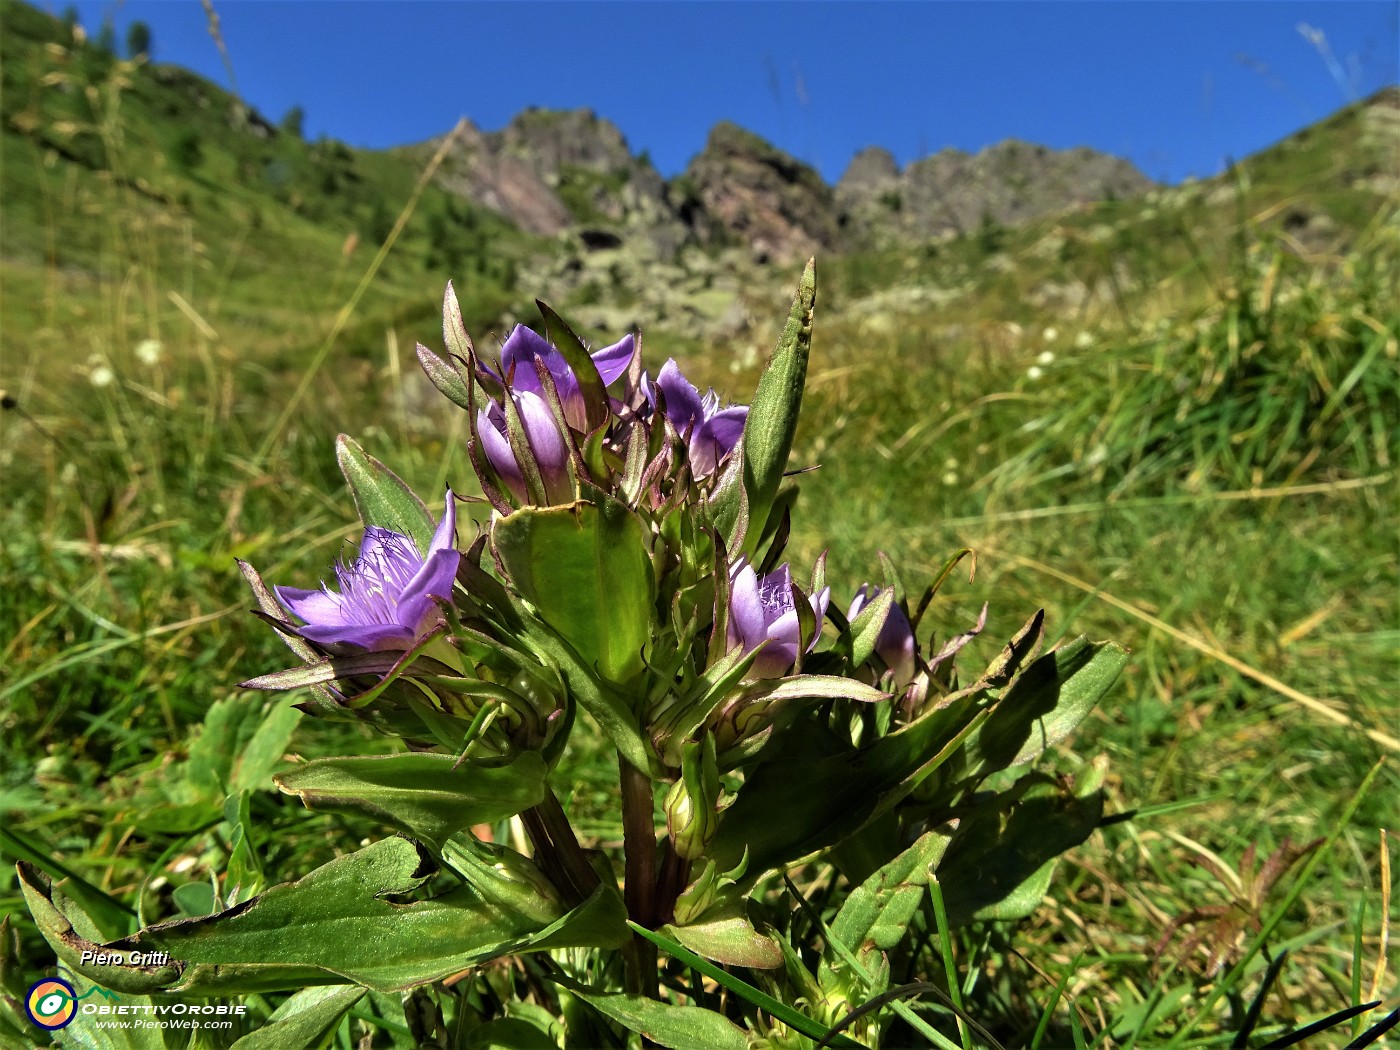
[1005,553,1400,753]
[1366,828,1391,1006]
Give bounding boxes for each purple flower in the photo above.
[727,559,831,679]
[477,390,572,505]
[848,584,917,688]
[643,359,748,477]
[274,494,460,651]
[495,324,634,432]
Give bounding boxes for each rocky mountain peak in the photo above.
[678,122,842,262]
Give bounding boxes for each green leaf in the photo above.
[492,498,656,771]
[493,499,654,684]
[171,881,216,917]
[739,673,887,708]
[821,829,951,997]
[713,261,815,551]
[232,985,365,1050]
[936,768,1105,927]
[55,981,168,1050]
[20,839,628,995]
[230,703,302,794]
[335,433,436,555]
[970,637,1128,776]
[462,1017,560,1050]
[565,985,748,1050]
[665,899,781,969]
[274,752,548,850]
[709,688,990,878]
[187,694,300,799]
[223,791,266,907]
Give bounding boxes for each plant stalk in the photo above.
[538,786,600,900]
[619,756,659,997]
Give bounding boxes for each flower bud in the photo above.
[848,584,917,688]
[495,323,633,432]
[664,736,722,860]
[478,392,572,505]
[444,838,565,926]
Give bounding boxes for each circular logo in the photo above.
[26,978,77,1030]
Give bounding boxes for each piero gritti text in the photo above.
[79,949,171,966]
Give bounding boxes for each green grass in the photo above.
[2,3,1398,1043]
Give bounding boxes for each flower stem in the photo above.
[653,840,692,927]
[520,790,597,908]
[518,806,575,904]
[539,786,599,900]
[619,757,659,997]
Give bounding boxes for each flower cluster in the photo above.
[233,267,1101,959]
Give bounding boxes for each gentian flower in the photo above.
[494,324,634,432]
[274,493,459,651]
[727,558,831,679]
[477,390,572,504]
[848,584,917,688]
[643,359,748,477]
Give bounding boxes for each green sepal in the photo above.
[845,585,895,668]
[417,341,475,412]
[335,434,438,556]
[442,280,474,361]
[535,301,610,431]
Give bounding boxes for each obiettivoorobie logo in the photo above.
[24,978,77,1031]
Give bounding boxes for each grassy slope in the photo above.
[1,0,1396,1041]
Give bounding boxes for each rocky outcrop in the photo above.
[674,122,843,263]
[428,108,685,253]
[430,118,571,237]
[837,140,1157,245]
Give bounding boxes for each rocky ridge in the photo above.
[836,141,1158,246]
[426,108,1160,263]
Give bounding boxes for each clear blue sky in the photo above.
[56,1,1398,186]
